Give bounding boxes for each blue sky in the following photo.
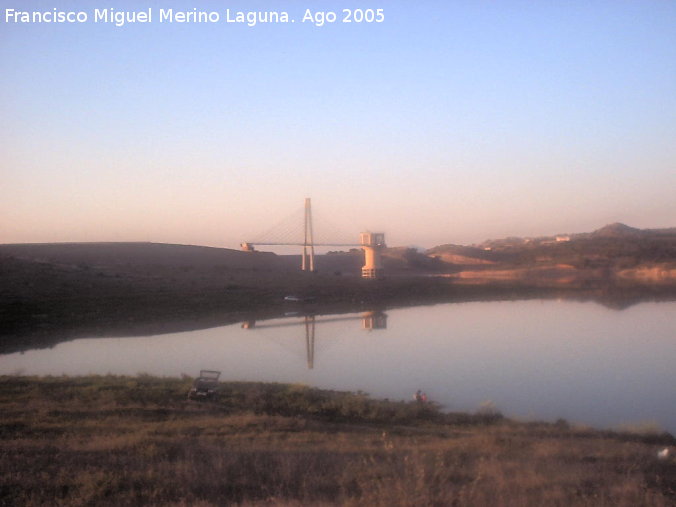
[2,1,675,248]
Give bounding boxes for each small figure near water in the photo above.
[414,390,428,403]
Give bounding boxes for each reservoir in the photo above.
[1,299,674,433]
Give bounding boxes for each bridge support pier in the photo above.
[360,232,385,279]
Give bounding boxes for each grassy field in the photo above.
[1,375,674,506]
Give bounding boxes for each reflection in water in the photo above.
[0,301,674,433]
[242,311,388,369]
[362,311,388,331]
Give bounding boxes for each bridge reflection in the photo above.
[241,311,387,369]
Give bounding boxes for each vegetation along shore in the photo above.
[0,375,674,506]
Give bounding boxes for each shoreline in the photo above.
[1,375,674,505]
[2,275,675,354]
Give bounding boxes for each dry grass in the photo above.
[0,375,674,506]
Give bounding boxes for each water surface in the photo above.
[1,300,674,432]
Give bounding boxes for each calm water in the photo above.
[1,300,674,433]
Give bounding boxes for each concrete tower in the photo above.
[360,232,385,279]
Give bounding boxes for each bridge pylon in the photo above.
[301,197,315,272]
[241,199,386,278]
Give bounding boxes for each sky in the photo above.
[2,0,675,250]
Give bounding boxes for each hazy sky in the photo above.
[2,1,675,249]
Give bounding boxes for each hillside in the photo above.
[473,223,676,251]
[426,224,676,286]
[0,242,283,271]
[0,242,445,277]
[426,244,504,265]
[588,223,676,239]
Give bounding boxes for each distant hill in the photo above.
[426,244,502,265]
[2,222,675,279]
[426,223,676,275]
[589,223,644,238]
[466,223,676,251]
[0,242,283,271]
[0,242,448,277]
[381,247,448,271]
[588,223,676,239]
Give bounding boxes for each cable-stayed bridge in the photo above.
[242,198,386,278]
